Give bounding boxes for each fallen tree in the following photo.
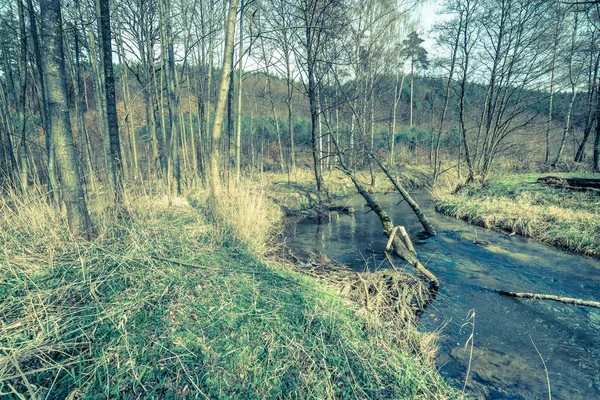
[537,176,600,192]
[498,291,600,308]
[370,154,436,236]
[331,138,439,290]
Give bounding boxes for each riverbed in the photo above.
[284,194,600,399]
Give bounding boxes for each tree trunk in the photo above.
[210,0,239,198]
[304,6,324,193]
[434,11,462,182]
[371,155,436,236]
[390,72,404,166]
[227,47,235,184]
[26,0,58,200]
[553,13,579,167]
[285,49,296,173]
[552,91,576,166]
[537,176,600,190]
[114,9,139,181]
[593,97,600,171]
[235,0,244,185]
[545,7,562,163]
[163,0,181,195]
[98,0,124,204]
[70,3,97,190]
[0,83,18,186]
[17,0,29,194]
[40,0,94,238]
[409,59,414,128]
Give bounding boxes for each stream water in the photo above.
[284,194,600,399]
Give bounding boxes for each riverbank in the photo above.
[255,166,433,216]
[434,173,600,257]
[0,184,456,398]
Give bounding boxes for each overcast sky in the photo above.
[418,0,444,51]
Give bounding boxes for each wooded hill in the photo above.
[0,0,598,209]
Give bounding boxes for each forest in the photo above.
[0,0,599,398]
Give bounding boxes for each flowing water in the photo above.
[284,194,600,399]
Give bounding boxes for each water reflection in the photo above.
[284,194,600,399]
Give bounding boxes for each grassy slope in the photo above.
[1,187,455,399]
[434,173,600,257]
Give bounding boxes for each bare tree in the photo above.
[545,1,565,164]
[98,0,125,203]
[210,0,240,198]
[40,0,94,237]
[433,7,463,182]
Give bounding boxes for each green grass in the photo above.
[434,172,600,257]
[1,188,456,399]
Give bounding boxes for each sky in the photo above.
[417,0,445,52]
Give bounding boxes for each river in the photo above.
[284,194,600,399]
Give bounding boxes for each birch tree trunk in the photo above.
[40,0,94,238]
[433,11,462,182]
[210,0,239,198]
[235,0,244,185]
[390,72,404,166]
[545,3,563,163]
[553,13,579,167]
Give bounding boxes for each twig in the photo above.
[384,251,399,273]
[150,255,219,271]
[356,273,371,310]
[461,309,476,397]
[498,291,600,308]
[529,334,552,400]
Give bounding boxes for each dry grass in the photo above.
[189,183,284,256]
[433,173,600,257]
[298,262,440,365]
[0,181,458,399]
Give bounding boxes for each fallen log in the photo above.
[398,226,416,254]
[537,176,600,190]
[341,166,439,290]
[330,136,439,291]
[370,154,437,236]
[498,291,600,308]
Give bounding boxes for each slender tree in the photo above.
[210,0,240,198]
[99,0,124,203]
[40,0,94,237]
[400,31,429,128]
